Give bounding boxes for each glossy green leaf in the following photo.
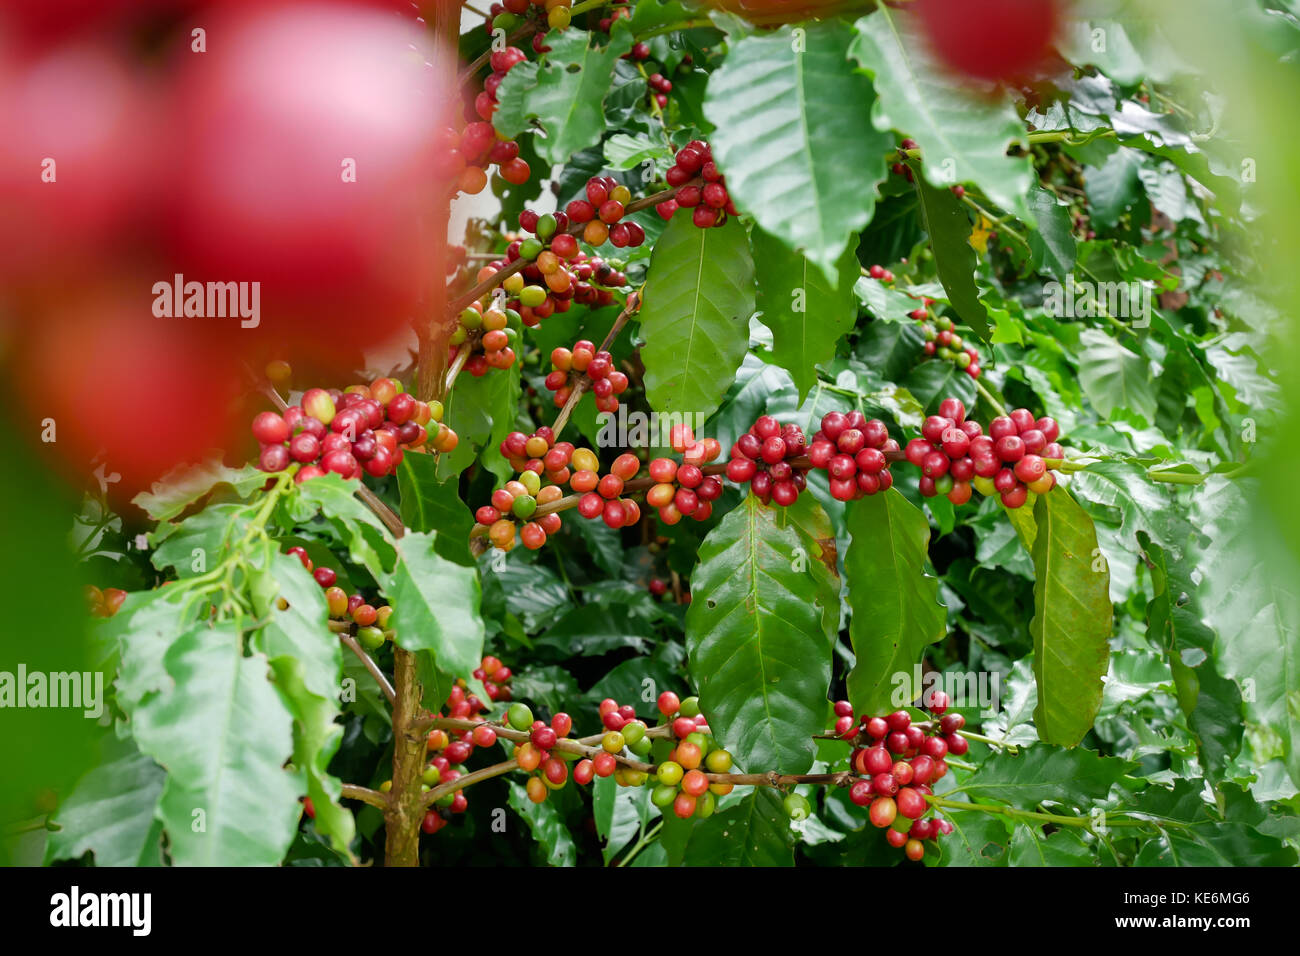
[1076,327,1158,421]
[506,781,576,866]
[397,452,474,566]
[850,6,1034,223]
[129,622,303,866]
[385,530,484,682]
[703,22,893,283]
[45,730,166,867]
[844,488,947,715]
[959,747,1134,806]
[685,495,838,774]
[683,789,795,866]
[1029,488,1113,746]
[640,214,755,419]
[753,228,860,403]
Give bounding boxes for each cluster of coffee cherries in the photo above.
[485,0,577,45]
[807,410,899,502]
[724,415,810,507]
[655,141,737,229]
[450,116,528,199]
[646,71,673,110]
[651,692,736,820]
[913,305,982,379]
[890,138,919,182]
[645,452,725,525]
[253,380,457,481]
[284,546,393,651]
[865,263,897,283]
[84,585,127,618]
[561,176,649,250]
[572,451,644,531]
[417,665,514,835]
[478,475,565,551]
[544,340,631,412]
[835,694,967,862]
[452,297,521,375]
[904,398,1063,509]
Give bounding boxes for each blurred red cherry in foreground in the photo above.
[914,0,1063,84]
[164,1,454,367]
[15,280,243,497]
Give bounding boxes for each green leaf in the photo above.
[385,531,484,682]
[685,495,838,774]
[249,553,354,857]
[1009,825,1095,866]
[493,29,633,166]
[909,172,990,340]
[591,775,652,865]
[935,813,1009,867]
[903,358,978,415]
[1029,488,1113,746]
[45,730,166,867]
[133,459,266,521]
[286,475,398,581]
[855,320,927,383]
[703,22,893,283]
[1194,477,1300,788]
[1140,532,1242,783]
[506,781,576,866]
[1026,186,1077,280]
[683,789,795,866]
[753,228,860,402]
[1068,460,1192,553]
[640,214,755,419]
[1076,327,1158,422]
[129,622,303,866]
[1086,147,1145,231]
[959,747,1134,806]
[850,6,1034,223]
[397,452,474,566]
[844,488,947,715]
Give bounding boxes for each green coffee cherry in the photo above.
[519,238,544,260]
[422,766,442,786]
[784,792,811,821]
[511,495,537,520]
[651,784,678,808]
[508,703,534,731]
[519,285,547,308]
[518,470,541,496]
[679,696,701,718]
[536,213,557,240]
[357,626,385,650]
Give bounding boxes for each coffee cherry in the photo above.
[592,752,617,777]
[673,793,697,818]
[869,796,897,828]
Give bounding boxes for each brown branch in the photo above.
[339,633,397,706]
[341,784,390,810]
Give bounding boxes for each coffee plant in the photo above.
[5,0,1300,871]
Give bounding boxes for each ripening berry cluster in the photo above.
[574,452,644,531]
[481,479,565,551]
[655,141,737,229]
[904,398,1063,509]
[651,691,736,820]
[725,415,810,507]
[647,71,672,110]
[470,47,532,191]
[914,307,981,379]
[485,0,576,42]
[253,380,457,481]
[417,667,514,835]
[866,263,897,283]
[890,138,919,182]
[561,176,649,249]
[836,695,966,862]
[285,546,393,651]
[645,453,724,525]
[451,116,528,199]
[807,410,899,502]
[451,300,520,375]
[545,340,631,413]
[85,585,127,618]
